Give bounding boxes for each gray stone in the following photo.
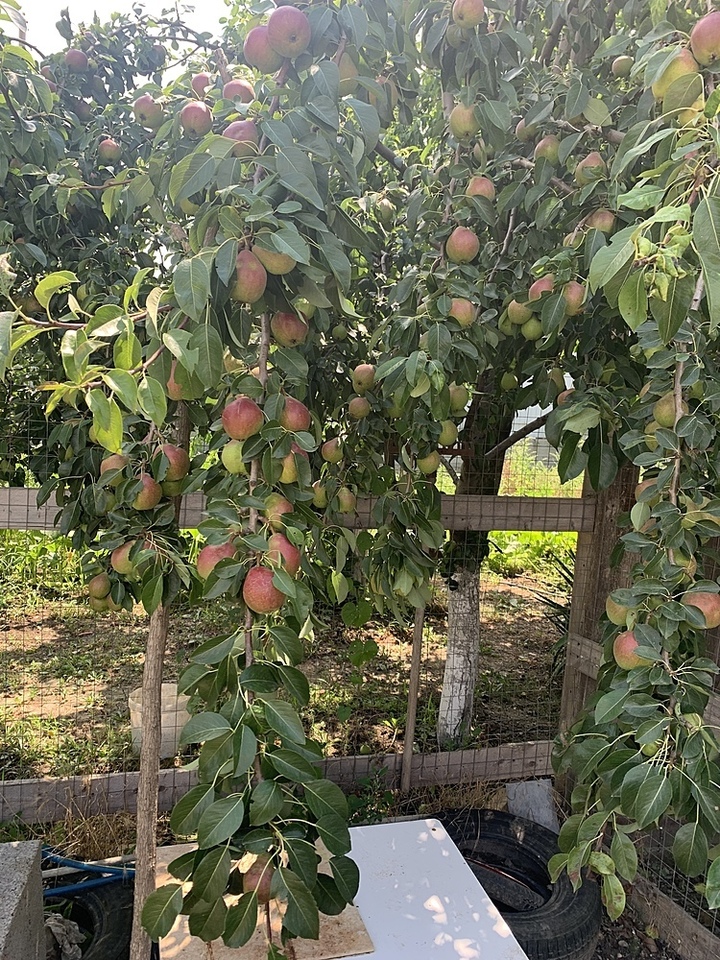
[0,841,43,960]
[505,779,560,834]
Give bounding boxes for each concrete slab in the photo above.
[0,841,43,960]
[505,779,560,833]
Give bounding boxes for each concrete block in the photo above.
[506,779,560,834]
[0,841,43,960]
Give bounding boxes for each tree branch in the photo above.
[539,0,578,66]
[513,157,574,195]
[485,412,549,459]
[372,140,407,175]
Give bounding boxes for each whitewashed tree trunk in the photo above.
[437,565,480,747]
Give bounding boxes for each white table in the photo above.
[344,818,529,960]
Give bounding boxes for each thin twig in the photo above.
[513,157,574,195]
[372,140,407,174]
[439,455,460,486]
[488,209,516,282]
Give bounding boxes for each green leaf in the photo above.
[234,724,257,778]
[0,312,13,382]
[193,847,231,903]
[479,100,512,131]
[249,780,284,825]
[634,773,672,828]
[313,874,346,915]
[672,822,708,877]
[170,783,215,836]
[261,698,306,744]
[103,370,138,412]
[594,687,629,725]
[316,814,351,855]
[93,396,124,454]
[189,323,224,388]
[649,273,695,344]
[583,98,612,127]
[267,748,318,783]
[304,779,349,820]
[276,147,323,209]
[169,153,217,205]
[138,376,167,426]
[286,838,319,889]
[330,855,359,902]
[277,664,310,705]
[174,256,211,321]
[601,873,626,921]
[188,897,227,941]
[223,892,258,948]
[179,712,232,746]
[34,270,77,308]
[197,794,246,848]
[610,830,638,883]
[618,271,648,331]
[693,197,720,334]
[141,883,183,940]
[280,868,320,940]
[588,237,634,293]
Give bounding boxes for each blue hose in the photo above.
[42,846,135,898]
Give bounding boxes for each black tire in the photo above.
[436,808,601,960]
[45,878,134,960]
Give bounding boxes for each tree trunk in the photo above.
[129,602,170,960]
[437,375,513,747]
[437,568,480,744]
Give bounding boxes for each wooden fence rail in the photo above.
[0,487,595,533]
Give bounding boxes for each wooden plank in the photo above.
[630,876,720,960]
[0,487,595,533]
[0,741,554,824]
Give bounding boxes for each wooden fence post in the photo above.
[561,463,639,730]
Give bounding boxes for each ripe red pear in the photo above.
[613,630,652,670]
[266,6,311,59]
[100,454,129,485]
[65,48,88,72]
[528,274,555,301]
[180,100,213,138]
[279,396,311,432]
[133,93,164,130]
[449,104,480,140]
[132,474,163,511]
[586,209,616,233]
[348,396,371,419]
[223,119,259,158]
[88,573,112,600]
[271,311,309,347]
[244,26,284,73]
[190,72,212,98]
[533,135,560,164]
[243,566,285,614]
[253,241,296,276]
[223,77,254,102]
[222,397,264,440]
[682,591,720,629]
[556,388,575,405]
[264,493,293,529]
[267,532,301,576]
[111,541,140,576]
[166,360,187,401]
[231,250,267,303]
[690,12,720,68]
[98,138,121,164]
[352,363,376,395]
[562,280,586,317]
[575,151,607,186]
[243,854,275,903]
[321,438,343,463]
[606,596,631,626]
[197,540,237,580]
[161,444,190,481]
[452,0,485,28]
[448,298,475,328]
[515,117,538,141]
[466,175,495,200]
[445,226,480,263]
